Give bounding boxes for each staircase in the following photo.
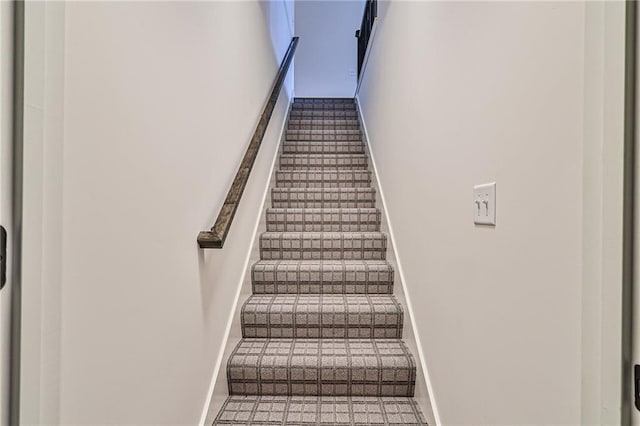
[213,98,427,425]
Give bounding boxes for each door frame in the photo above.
[625,1,637,425]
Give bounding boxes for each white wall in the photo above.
[357,1,625,425]
[581,2,625,424]
[295,0,364,97]
[20,1,294,424]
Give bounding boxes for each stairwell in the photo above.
[213,98,427,425]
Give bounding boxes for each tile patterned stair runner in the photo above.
[213,98,427,425]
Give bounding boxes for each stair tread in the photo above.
[266,207,379,212]
[272,188,375,193]
[289,111,359,119]
[251,260,393,295]
[213,395,427,426]
[227,338,416,397]
[280,153,367,156]
[292,104,357,110]
[243,294,401,310]
[287,129,362,134]
[294,97,355,103]
[283,141,364,145]
[288,119,360,123]
[213,395,427,425]
[260,231,387,238]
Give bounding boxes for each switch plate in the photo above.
[349,69,357,77]
[473,182,496,225]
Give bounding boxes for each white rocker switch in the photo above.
[473,182,496,225]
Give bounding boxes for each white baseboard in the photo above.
[198,97,292,426]
[355,95,442,426]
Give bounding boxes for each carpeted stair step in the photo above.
[259,232,387,260]
[227,339,416,396]
[211,97,428,425]
[279,154,368,170]
[241,295,403,339]
[288,119,360,130]
[286,129,362,142]
[275,170,371,189]
[282,141,365,155]
[292,102,356,111]
[251,260,394,295]
[213,395,428,425]
[289,110,359,120]
[271,188,376,209]
[265,208,380,232]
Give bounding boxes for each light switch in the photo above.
[473,182,496,225]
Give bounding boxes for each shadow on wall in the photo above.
[260,0,295,98]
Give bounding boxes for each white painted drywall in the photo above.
[20,1,294,424]
[20,2,66,424]
[294,0,364,98]
[357,1,625,425]
[581,2,625,425]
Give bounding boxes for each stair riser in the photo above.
[260,235,387,261]
[260,251,386,261]
[271,189,376,209]
[266,223,379,232]
[289,125,360,131]
[276,182,372,189]
[275,172,371,189]
[229,378,416,398]
[242,324,403,339]
[288,120,360,131]
[252,282,393,294]
[251,261,394,295]
[242,294,403,338]
[291,104,356,111]
[286,132,361,142]
[289,111,359,119]
[294,98,355,104]
[280,164,368,171]
[282,143,365,155]
[272,201,376,208]
[265,210,380,232]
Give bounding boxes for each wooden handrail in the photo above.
[198,37,299,249]
[356,0,377,79]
